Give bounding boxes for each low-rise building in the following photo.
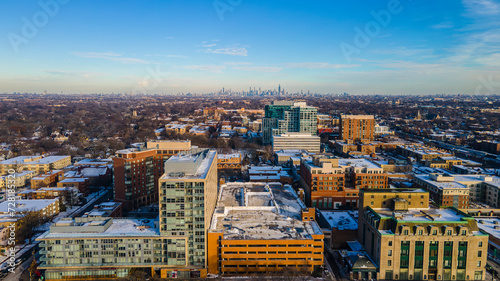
[272,133,320,153]
[0,198,60,218]
[0,155,71,175]
[274,150,314,166]
[31,170,64,189]
[207,182,324,276]
[0,170,36,188]
[84,201,123,218]
[37,217,163,280]
[396,145,454,162]
[299,156,388,209]
[413,174,500,208]
[316,210,358,249]
[359,189,488,281]
[57,177,90,196]
[248,166,292,184]
[217,153,242,170]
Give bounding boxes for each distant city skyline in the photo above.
[1,0,500,95]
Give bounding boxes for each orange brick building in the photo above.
[30,170,64,189]
[339,115,375,141]
[299,156,388,209]
[217,153,242,170]
[207,182,324,276]
[57,177,90,196]
[113,141,191,212]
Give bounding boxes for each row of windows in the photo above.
[223,251,316,255]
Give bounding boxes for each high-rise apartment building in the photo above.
[299,155,388,209]
[262,101,318,145]
[358,189,488,281]
[158,149,218,278]
[37,149,218,280]
[339,115,375,141]
[113,140,191,212]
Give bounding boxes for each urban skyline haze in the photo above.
[1,0,500,95]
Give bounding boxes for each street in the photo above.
[1,255,33,281]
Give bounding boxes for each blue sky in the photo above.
[1,0,500,94]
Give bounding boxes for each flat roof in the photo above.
[373,207,465,222]
[211,182,322,240]
[161,150,216,180]
[476,218,500,239]
[414,174,469,189]
[218,153,241,159]
[38,218,159,239]
[319,210,358,230]
[0,199,58,213]
[1,156,70,165]
[59,178,88,182]
[338,159,381,169]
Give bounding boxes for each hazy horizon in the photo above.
[2,0,500,95]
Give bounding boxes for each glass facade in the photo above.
[41,238,165,267]
[160,181,206,266]
[262,103,317,145]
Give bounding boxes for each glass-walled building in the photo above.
[38,149,218,280]
[262,101,318,145]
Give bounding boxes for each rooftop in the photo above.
[161,150,216,180]
[38,218,159,239]
[318,210,358,230]
[373,207,465,222]
[0,199,58,213]
[476,218,500,239]
[0,155,70,165]
[210,182,322,240]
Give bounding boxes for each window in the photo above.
[479,241,483,247]
[418,230,423,235]
[403,230,409,235]
[447,230,452,235]
[388,241,392,246]
[388,250,392,256]
[477,261,481,267]
[385,270,393,280]
[478,251,482,257]
[388,260,392,266]
[432,230,437,235]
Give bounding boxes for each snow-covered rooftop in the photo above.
[0,155,69,165]
[0,199,58,213]
[210,182,322,240]
[373,207,465,222]
[161,150,216,180]
[38,218,159,239]
[318,210,358,230]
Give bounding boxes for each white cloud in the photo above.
[286,62,359,69]
[463,0,500,16]
[431,21,455,29]
[205,46,248,56]
[224,61,253,66]
[45,70,98,78]
[232,66,282,72]
[182,65,226,73]
[72,52,150,64]
[198,41,249,56]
